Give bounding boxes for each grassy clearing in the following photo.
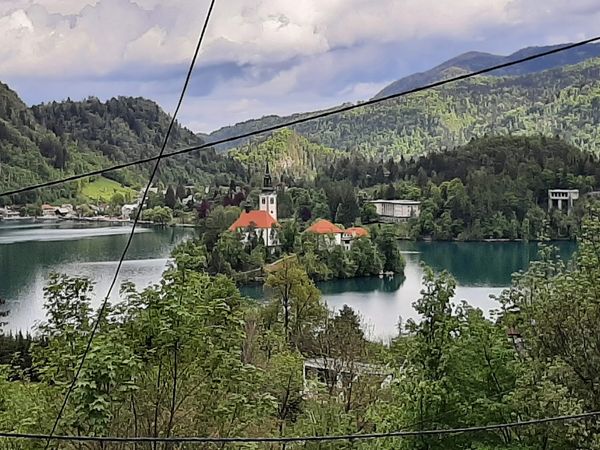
[81,177,137,203]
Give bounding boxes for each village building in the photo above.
[0,207,19,219]
[305,220,369,250]
[341,226,369,250]
[548,189,579,214]
[41,204,57,217]
[305,219,343,247]
[368,199,421,222]
[121,203,139,220]
[229,164,279,248]
[303,357,393,395]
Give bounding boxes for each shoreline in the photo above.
[1,216,201,228]
[1,218,575,240]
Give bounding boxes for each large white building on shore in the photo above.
[367,199,421,222]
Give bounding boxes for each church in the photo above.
[229,163,280,248]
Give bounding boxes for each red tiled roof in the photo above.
[305,219,343,234]
[344,227,369,238]
[229,210,277,231]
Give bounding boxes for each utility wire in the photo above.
[2,35,599,199]
[1,411,597,444]
[41,1,217,447]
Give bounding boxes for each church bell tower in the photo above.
[259,161,277,221]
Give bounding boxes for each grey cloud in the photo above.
[2,0,600,132]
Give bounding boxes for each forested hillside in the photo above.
[0,84,244,205]
[229,129,339,184]
[325,135,600,240]
[208,57,600,156]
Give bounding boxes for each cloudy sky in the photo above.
[1,0,599,133]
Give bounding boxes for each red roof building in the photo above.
[343,227,368,238]
[305,219,343,234]
[229,210,278,231]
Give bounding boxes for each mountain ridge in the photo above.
[373,42,600,99]
[0,86,243,205]
[205,50,600,157]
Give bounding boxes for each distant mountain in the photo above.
[373,43,600,99]
[0,86,245,205]
[207,53,600,158]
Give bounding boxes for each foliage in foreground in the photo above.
[2,213,600,449]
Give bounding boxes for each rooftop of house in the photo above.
[368,199,421,205]
[304,357,392,377]
[305,219,344,234]
[343,227,369,238]
[229,210,278,231]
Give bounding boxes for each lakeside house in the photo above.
[303,357,393,395]
[305,219,368,250]
[548,189,579,214]
[121,203,139,220]
[342,226,369,250]
[368,199,421,222]
[41,204,57,217]
[229,163,280,248]
[0,207,20,219]
[41,204,75,218]
[305,219,343,247]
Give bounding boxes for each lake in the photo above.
[0,220,196,332]
[0,221,576,339]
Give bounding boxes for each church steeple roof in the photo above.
[262,161,274,191]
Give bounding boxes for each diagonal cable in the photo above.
[42,0,217,447]
[0,410,595,444]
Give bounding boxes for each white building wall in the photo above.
[259,193,278,221]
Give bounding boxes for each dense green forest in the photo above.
[227,134,598,241]
[209,57,600,156]
[323,135,600,240]
[0,83,244,206]
[230,129,340,184]
[2,211,600,449]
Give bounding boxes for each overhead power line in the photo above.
[41,1,217,447]
[2,411,598,444]
[2,35,600,199]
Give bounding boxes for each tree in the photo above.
[372,268,518,450]
[326,246,357,279]
[110,192,125,208]
[209,231,248,274]
[165,185,177,209]
[500,211,600,412]
[265,260,327,349]
[143,206,172,224]
[278,190,294,219]
[372,225,405,274]
[317,306,370,409]
[201,205,241,250]
[350,238,383,277]
[360,202,378,224]
[279,220,299,253]
[175,183,186,200]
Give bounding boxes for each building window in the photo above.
[270,198,274,204]
[262,198,266,204]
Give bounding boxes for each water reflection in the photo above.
[0,221,195,331]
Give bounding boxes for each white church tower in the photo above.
[259,161,277,221]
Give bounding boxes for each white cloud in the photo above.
[1,0,600,131]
